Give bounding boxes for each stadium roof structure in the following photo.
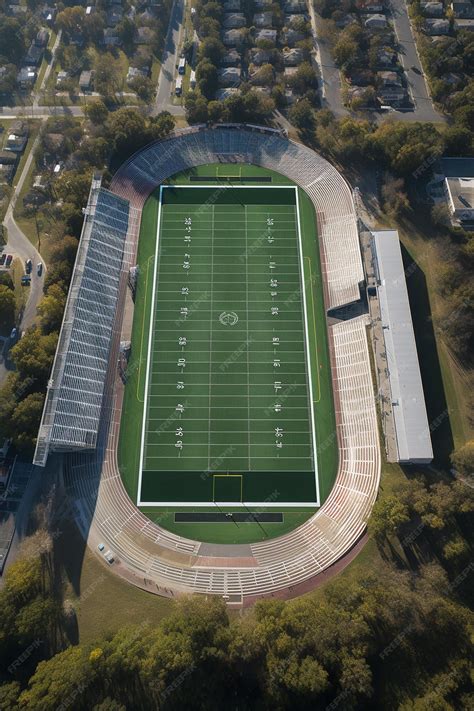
[33,176,130,467]
[371,230,433,464]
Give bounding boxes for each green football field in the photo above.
[118,165,338,541]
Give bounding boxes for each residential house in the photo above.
[42,6,56,24]
[355,0,385,10]
[335,13,358,27]
[134,27,156,44]
[283,47,304,65]
[218,67,241,86]
[0,151,16,183]
[378,85,407,103]
[378,70,402,86]
[421,1,444,15]
[442,72,463,86]
[454,18,474,28]
[127,66,149,83]
[249,64,274,84]
[107,6,124,26]
[253,11,273,27]
[224,0,241,10]
[283,66,298,85]
[281,28,305,45]
[364,14,388,28]
[215,87,239,100]
[6,133,27,153]
[450,0,474,17]
[284,0,307,12]
[444,176,474,221]
[17,67,37,88]
[8,3,26,16]
[103,28,122,47]
[223,13,246,28]
[285,14,307,27]
[24,43,44,67]
[255,28,277,42]
[79,70,93,91]
[348,69,375,85]
[70,32,85,47]
[56,70,69,87]
[222,49,242,65]
[376,47,397,65]
[424,18,450,33]
[35,29,50,47]
[222,29,245,46]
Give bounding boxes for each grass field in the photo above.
[118,164,338,541]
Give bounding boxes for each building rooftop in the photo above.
[446,176,474,210]
[372,230,433,464]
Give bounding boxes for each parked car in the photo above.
[37,262,43,276]
[0,254,6,266]
[10,327,17,340]
[104,550,115,564]
[21,275,31,286]
[25,258,32,274]
[98,543,105,551]
[5,255,12,267]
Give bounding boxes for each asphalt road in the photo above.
[310,8,348,118]
[152,0,186,116]
[388,0,444,122]
[0,134,45,383]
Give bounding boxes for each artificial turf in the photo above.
[117,164,338,542]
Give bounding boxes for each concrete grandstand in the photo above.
[36,126,382,604]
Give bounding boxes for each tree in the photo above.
[0,682,21,711]
[148,111,175,140]
[93,53,122,97]
[199,36,225,65]
[10,329,57,386]
[367,496,410,541]
[196,59,219,99]
[85,100,109,126]
[37,284,67,333]
[381,174,410,217]
[105,107,147,155]
[451,440,474,478]
[185,92,209,123]
[56,6,85,36]
[0,17,25,63]
[288,98,315,130]
[288,62,318,94]
[9,392,45,453]
[0,285,15,330]
[334,36,358,66]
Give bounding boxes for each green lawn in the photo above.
[118,164,337,542]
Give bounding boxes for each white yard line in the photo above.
[207,204,215,471]
[244,204,251,472]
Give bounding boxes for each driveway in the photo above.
[152,0,186,116]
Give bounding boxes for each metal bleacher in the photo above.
[33,178,130,467]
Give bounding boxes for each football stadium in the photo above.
[33,126,381,603]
